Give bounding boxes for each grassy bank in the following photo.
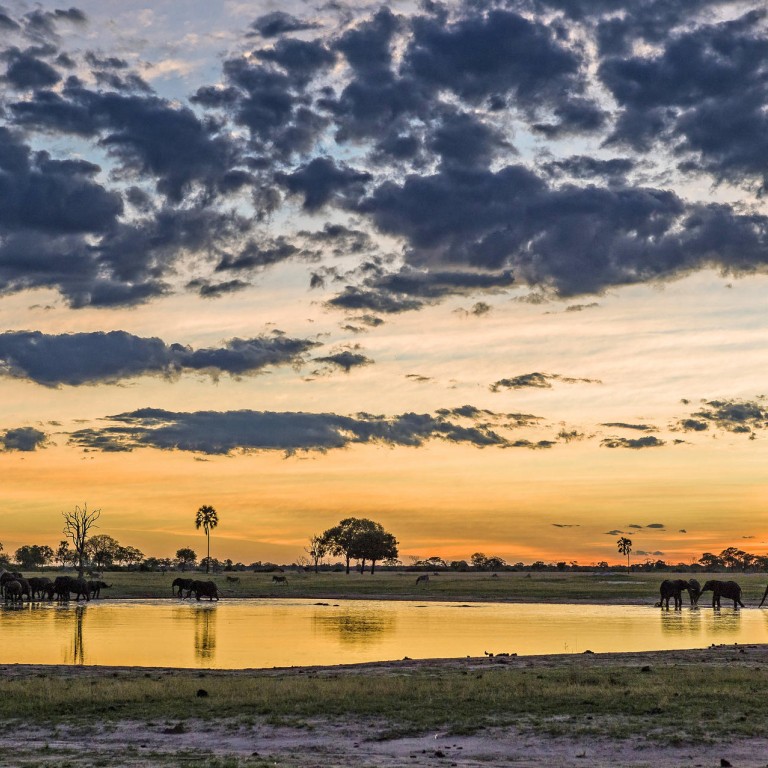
[1,646,767,740]
[18,569,768,604]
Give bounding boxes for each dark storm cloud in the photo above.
[601,436,666,449]
[2,426,47,451]
[646,523,665,529]
[541,156,634,184]
[187,278,250,298]
[600,10,768,189]
[276,157,372,212]
[68,407,516,455]
[404,8,591,115]
[0,331,319,386]
[1,0,768,311]
[216,237,299,272]
[358,165,768,297]
[2,47,62,90]
[326,287,425,314]
[250,11,320,38]
[677,398,768,434]
[490,372,600,392]
[312,350,374,372]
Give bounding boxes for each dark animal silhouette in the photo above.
[415,574,430,585]
[4,580,22,604]
[657,579,701,609]
[172,577,195,597]
[0,571,24,597]
[700,579,744,608]
[271,575,287,584]
[190,580,219,601]
[758,583,768,608]
[687,578,702,606]
[226,576,240,584]
[87,580,112,599]
[28,577,52,600]
[53,575,90,601]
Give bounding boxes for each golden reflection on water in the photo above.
[193,606,217,662]
[0,601,767,668]
[311,606,396,646]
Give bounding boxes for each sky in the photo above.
[1,0,768,566]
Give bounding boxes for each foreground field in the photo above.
[1,646,767,767]
[24,568,768,605]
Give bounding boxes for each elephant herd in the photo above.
[657,578,752,609]
[1,570,111,604]
[171,577,220,601]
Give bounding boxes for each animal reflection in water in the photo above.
[312,608,396,646]
[194,606,217,661]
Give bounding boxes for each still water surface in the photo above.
[0,599,766,668]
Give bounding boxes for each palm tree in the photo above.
[617,536,632,572]
[195,505,218,574]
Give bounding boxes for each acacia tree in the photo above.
[322,518,370,574]
[195,505,218,574]
[353,525,398,575]
[55,540,75,568]
[322,518,398,575]
[87,534,120,572]
[15,544,54,572]
[305,535,328,574]
[175,547,197,572]
[617,537,632,572]
[63,503,100,579]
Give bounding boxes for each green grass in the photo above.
[1,659,767,741]
[18,569,768,604]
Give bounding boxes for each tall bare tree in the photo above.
[195,504,218,574]
[63,503,100,578]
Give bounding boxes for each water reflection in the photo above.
[193,606,217,662]
[67,606,86,665]
[311,606,396,646]
[0,600,767,668]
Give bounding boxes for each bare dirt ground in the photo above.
[3,718,763,768]
[2,646,767,767]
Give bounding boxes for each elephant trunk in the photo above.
[759,583,768,608]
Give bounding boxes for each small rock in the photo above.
[720,759,732,767]
[162,723,186,735]
[434,750,445,758]
[641,665,652,673]
[196,688,209,697]
[583,649,594,654]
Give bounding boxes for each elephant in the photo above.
[28,577,52,600]
[4,580,22,604]
[657,578,701,609]
[86,580,112,599]
[172,577,195,597]
[700,579,744,608]
[53,575,90,601]
[758,583,768,608]
[190,580,219,601]
[0,571,24,597]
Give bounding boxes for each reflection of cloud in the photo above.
[311,606,396,646]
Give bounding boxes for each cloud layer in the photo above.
[0,331,319,386]
[0,1,766,311]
